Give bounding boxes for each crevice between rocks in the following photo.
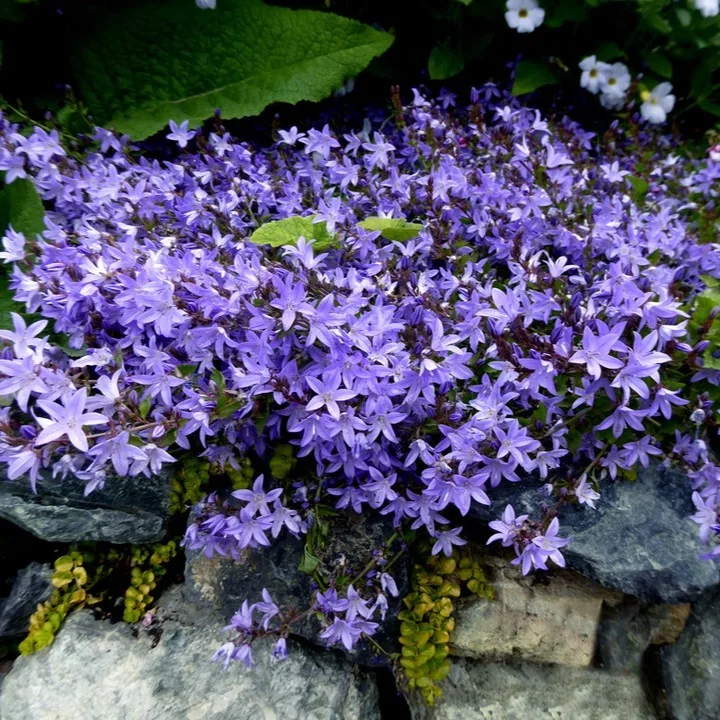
[376,667,411,720]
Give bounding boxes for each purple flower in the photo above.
[487,504,528,547]
[35,388,108,452]
[273,638,288,660]
[253,588,279,630]
[300,124,340,159]
[574,476,600,509]
[0,356,49,411]
[232,475,283,516]
[691,492,717,544]
[569,325,626,379]
[166,120,196,148]
[319,617,374,651]
[305,373,357,420]
[431,527,467,557]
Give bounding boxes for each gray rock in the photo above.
[662,587,720,720]
[185,510,409,666]
[0,587,381,720]
[407,658,657,720]
[0,467,172,543]
[598,599,690,674]
[469,462,719,603]
[0,562,53,638]
[451,563,618,667]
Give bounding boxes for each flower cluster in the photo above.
[579,56,676,124]
[213,574,398,667]
[0,84,719,664]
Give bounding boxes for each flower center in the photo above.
[518,8,529,17]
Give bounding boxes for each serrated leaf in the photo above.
[645,52,672,79]
[428,42,465,81]
[71,0,394,140]
[358,217,423,242]
[0,177,45,237]
[248,215,337,251]
[511,60,558,96]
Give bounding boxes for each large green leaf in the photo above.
[71,0,394,140]
[0,178,45,237]
[511,60,558,96]
[248,215,337,250]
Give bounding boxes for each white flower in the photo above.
[579,56,609,95]
[695,0,719,17]
[710,143,720,163]
[505,0,545,33]
[195,0,216,8]
[599,62,631,110]
[640,82,675,124]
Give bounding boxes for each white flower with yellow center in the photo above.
[579,56,610,95]
[505,0,545,33]
[599,62,631,110]
[640,83,675,124]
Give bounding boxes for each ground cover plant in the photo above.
[0,0,720,710]
[0,79,719,703]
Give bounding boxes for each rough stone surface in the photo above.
[0,467,172,543]
[451,564,617,667]
[0,587,381,720]
[468,462,719,603]
[0,562,52,638]
[185,510,409,666]
[598,599,690,673]
[407,658,657,720]
[662,587,720,720]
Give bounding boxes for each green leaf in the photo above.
[177,363,197,378]
[545,1,588,28]
[511,60,558,96]
[645,52,673,79]
[690,56,715,100]
[216,397,245,419]
[299,547,321,575]
[0,178,45,237]
[0,273,23,330]
[675,7,692,26]
[626,175,649,203]
[71,0,394,140]
[454,0,473,5]
[138,397,152,419]
[248,215,337,251]
[428,42,465,81]
[358,217,423,242]
[269,444,295,480]
[698,99,720,118]
[595,42,625,62]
